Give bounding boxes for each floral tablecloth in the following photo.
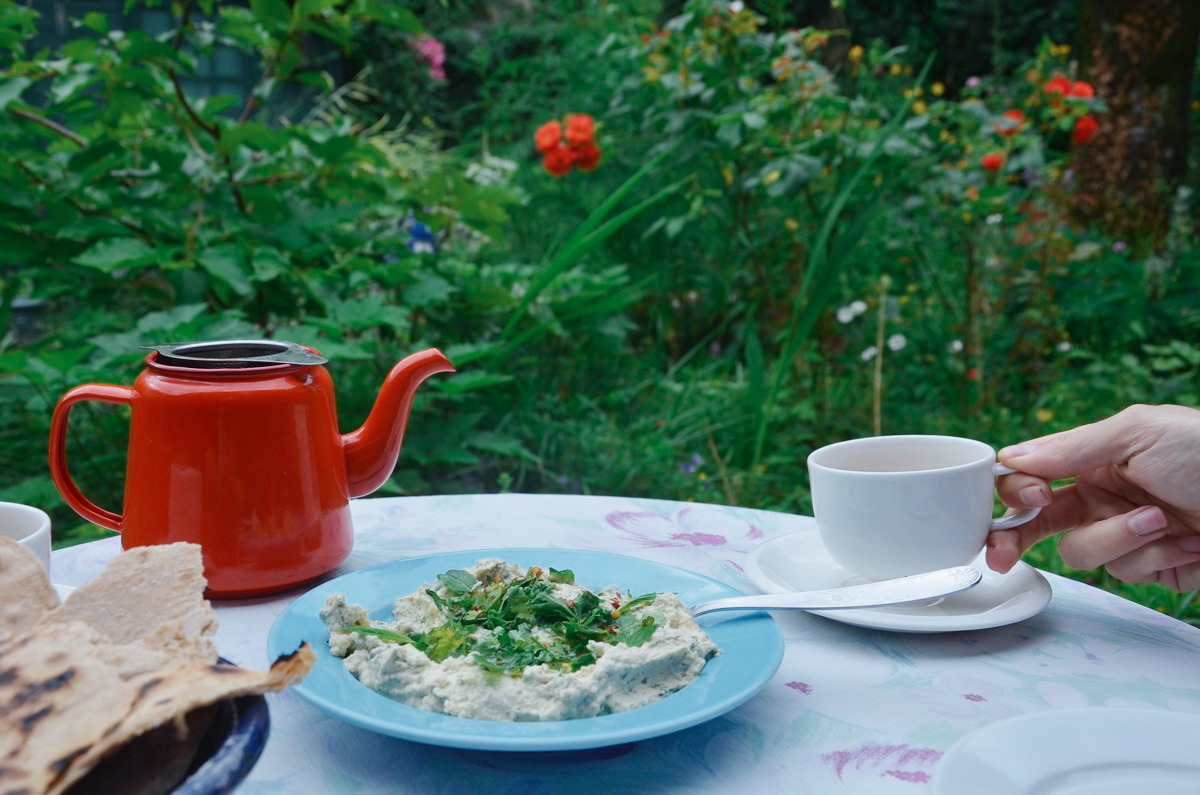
[51,493,1200,794]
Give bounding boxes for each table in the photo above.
[51,493,1200,793]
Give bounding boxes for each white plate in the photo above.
[53,583,75,600]
[744,530,1051,632]
[934,708,1200,794]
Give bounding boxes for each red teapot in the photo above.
[49,340,454,598]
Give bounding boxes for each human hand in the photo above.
[988,404,1200,591]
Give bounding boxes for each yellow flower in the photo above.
[912,100,928,115]
[784,217,800,231]
[762,170,781,186]
[889,63,902,76]
[874,173,884,185]
[931,81,945,97]
[961,211,973,223]
[848,45,864,62]
[721,165,734,185]
[1035,408,1054,423]
[903,88,914,99]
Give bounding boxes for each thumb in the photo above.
[998,409,1149,481]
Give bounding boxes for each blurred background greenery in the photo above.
[1,0,1196,623]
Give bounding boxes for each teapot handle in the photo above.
[48,383,133,531]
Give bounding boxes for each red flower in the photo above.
[565,113,596,147]
[995,109,1025,136]
[1073,115,1099,145]
[573,143,602,172]
[1044,75,1071,96]
[534,120,562,153]
[542,144,575,177]
[966,367,981,381]
[1069,81,1095,99]
[980,151,1005,171]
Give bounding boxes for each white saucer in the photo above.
[934,708,1200,794]
[744,531,1051,632]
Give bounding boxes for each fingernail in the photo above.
[1018,484,1051,507]
[1128,506,1168,536]
[1177,536,1200,553]
[1000,443,1036,459]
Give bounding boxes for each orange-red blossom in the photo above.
[995,108,1025,137]
[1073,115,1099,145]
[533,113,603,177]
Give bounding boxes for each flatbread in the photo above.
[0,621,314,794]
[0,541,314,794]
[0,536,59,641]
[37,542,218,664]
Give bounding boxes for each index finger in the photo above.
[997,405,1169,482]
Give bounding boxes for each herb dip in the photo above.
[320,558,718,721]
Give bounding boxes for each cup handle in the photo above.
[990,462,1042,530]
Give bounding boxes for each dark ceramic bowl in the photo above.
[172,690,271,795]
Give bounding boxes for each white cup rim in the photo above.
[0,500,51,539]
[808,434,996,475]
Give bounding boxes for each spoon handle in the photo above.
[690,566,983,617]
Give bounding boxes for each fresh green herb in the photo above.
[346,566,662,675]
[438,569,478,594]
[548,567,575,584]
[341,626,418,645]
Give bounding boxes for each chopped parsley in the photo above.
[343,566,661,674]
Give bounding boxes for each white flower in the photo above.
[837,305,857,323]
[948,339,964,354]
[986,213,1003,225]
[727,0,745,11]
[985,256,1000,268]
[1056,340,1073,353]
[860,346,878,361]
[850,300,868,315]
[887,333,907,352]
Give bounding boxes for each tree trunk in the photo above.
[1073,0,1200,248]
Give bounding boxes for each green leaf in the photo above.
[342,626,416,645]
[437,569,477,595]
[249,0,291,28]
[221,121,280,150]
[349,0,423,32]
[615,614,658,647]
[197,244,253,297]
[73,238,155,272]
[0,76,30,110]
[548,568,574,584]
[405,272,456,307]
[122,34,179,62]
[78,11,108,34]
[466,432,540,463]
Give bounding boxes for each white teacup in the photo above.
[807,435,1040,580]
[0,501,52,572]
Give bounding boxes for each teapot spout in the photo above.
[342,348,455,498]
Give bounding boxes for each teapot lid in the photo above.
[144,340,328,369]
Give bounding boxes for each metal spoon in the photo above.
[690,565,983,617]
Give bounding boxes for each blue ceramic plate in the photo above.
[267,548,784,752]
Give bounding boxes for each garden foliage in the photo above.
[0,1,1197,620]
